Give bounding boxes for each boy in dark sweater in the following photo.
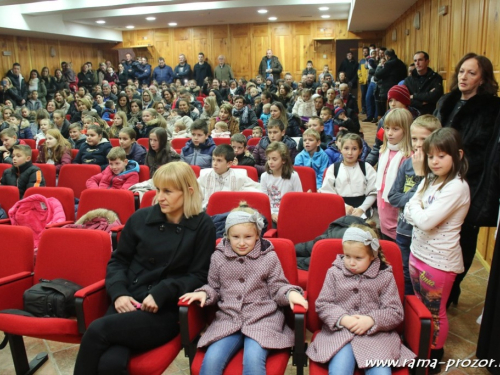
[0,128,21,164]
[1,144,45,198]
[230,133,255,166]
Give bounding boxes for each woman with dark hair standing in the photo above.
[74,161,215,374]
[269,101,301,137]
[434,53,500,307]
[78,64,95,92]
[40,67,56,101]
[53,69,69,92]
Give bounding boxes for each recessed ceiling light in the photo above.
[96,20,106,24]
[146,17,156,21]
[126,25,135,29]
[168,22,177,26]
[268,16,277,21]
[258,9,268,14]
[321,15,331,19]
[319,7,329,11]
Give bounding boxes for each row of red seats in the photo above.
[0,226,432,375]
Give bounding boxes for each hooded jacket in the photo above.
[252,135,298,175]
[196,238,302,349]
[86,159,140,190]
[126,142,147,165]
[180,136,216,169]
[72,138,112,170]
[1,160,45,198]
[294,147,330,189]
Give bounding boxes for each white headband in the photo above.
[342,227,380,256]
[225,211,265,235]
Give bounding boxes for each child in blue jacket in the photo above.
[294,128,330,189]
[180,119,216,169]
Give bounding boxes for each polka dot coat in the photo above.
[196,238,302,349]
[306,255,416,367]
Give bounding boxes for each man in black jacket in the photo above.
[338,52,359,91]
[6,63,27,103]
[374,49,407,114]
[404,51,444,115]
[258,49,283,83]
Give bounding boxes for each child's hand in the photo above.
[0,146,6,151]
[179,291,207,307]
[114,296,141,313]
[350,315,375,335]
[3,151,10,159]
[141,294,159,313]
[412,148,425,176]
[233,157,239,166]
[345,205,354,215]
[288,290,308,310]
[272,213,279,223]
[351,208,364,217]
[340,315,358,330]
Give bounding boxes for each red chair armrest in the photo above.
[0,272,33,310]
[0,218,11,225]
[110,225,125,233]
[110,225,125,250]
[263,229,277,238]
[46,220,74,228]
[178,300,207,363]
[74,280,109,334]
[404,295,433,369]
[293,294,308,372]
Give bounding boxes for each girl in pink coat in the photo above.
[306,225,415,374]
[180,202,308,375]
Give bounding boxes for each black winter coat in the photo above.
[435,90,500,226]
[374,57,407,98]
[403,68,443,115]
[0,161,46,198]
[295,216,368,270]
[106,206,215,309]
[77,71,95,90]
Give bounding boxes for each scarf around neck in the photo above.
[375,142,405,203]
[233,105,249,124]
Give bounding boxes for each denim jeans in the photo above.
[200,332,269,375]
[360,84,368,113]
[366,82,378,120]
[396,233,414,295]
[328,343,391,375]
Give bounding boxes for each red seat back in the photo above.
[140,190,157,208]
[23,139,36,149]
[58,164,101,199]
[139,165,150,182]
[109,138,120,147]
[190,165,201,178]
[0,225,33,279]
[276,192,345,244]
[33,163,57,187]
[71,149,79,159]
[230,165,258,182]
[212,138,231,145]
[31,148,39,161]
[206,192,273,230]
[0,185,20,214]
[171,138,190,150]
[137,138,149,149]
[248,137,261,146]
[35,228,111,288]
[25,186,75,222]
[242,129,252,137]
[38,139,46,147]
[77,189,135,224]
[293,166,318,192]
[306,239,404,332]
[0,163,11,177]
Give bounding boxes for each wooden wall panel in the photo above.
[119,20,381,82]
[383,0,499,94]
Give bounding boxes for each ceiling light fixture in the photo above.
[258,9,268,14]
[268,16,277,21]
[96,20,106,24]
[126,25,135,29]
[319,7,329,11]
[168,22,177,26]
[146,17,156,21]
[321,15,331,18]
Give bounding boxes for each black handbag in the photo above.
[23,278,82,318]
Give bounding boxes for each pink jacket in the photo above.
[196,238,302,349]
[9,194,66,248]
[86,160,139,190]
[306,255,415,366]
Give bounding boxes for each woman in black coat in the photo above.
[73,162,216,374]
[434,53,500,307]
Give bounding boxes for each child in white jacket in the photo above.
[292,89,315,118]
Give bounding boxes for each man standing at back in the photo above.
[357,47,370,114]
[403,51,443,115]
[258,49,283,83]
[338,51,359,95]
[136,57,152,86]
[174,54,191,82]
[193,52,212,88]
[6,63,27,104]
[214,55,234,82]
[153,57,174,85]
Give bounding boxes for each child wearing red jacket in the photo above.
[86,147,139,190]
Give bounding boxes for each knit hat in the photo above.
[387,85,411,107]
[334,108,346,119]
[225,211,265,235]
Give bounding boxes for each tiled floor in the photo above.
[0,119,492,375]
